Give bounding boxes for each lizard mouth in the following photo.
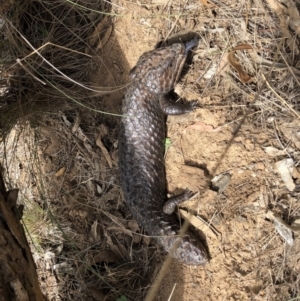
[167,39,197,92]
[184,37,198,55]
[171,38,198,89]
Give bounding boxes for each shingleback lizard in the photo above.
[118,38,208,265]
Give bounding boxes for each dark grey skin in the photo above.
[118,39,208,265]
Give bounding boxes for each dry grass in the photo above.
[1,0,300,300]
[0,0,117,136]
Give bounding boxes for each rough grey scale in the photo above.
[118,40,208,265]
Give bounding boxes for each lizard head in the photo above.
[130,38,198,94]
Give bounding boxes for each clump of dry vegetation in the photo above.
[0,1,151,300]
[0,0,114,135]
[1,0,300,300]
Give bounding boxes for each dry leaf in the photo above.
[179,209,217,238]
[128,220,140,233]
[98,124,108,137]
[265,210,300,246]
[61,113,72,127]
[280,120,300,149]
[83,141,93,154]
[186,121,221,132]
[217,52,229,76]
[232,44,253,51]
[266,0,300,37]
[275,158,295,191]
[90,220,99,241]
[53,262,72,272]
[72,114,80,134]
[143,235,150,246]
[85,179,94,193]
[96,135,113,168]
[107,226,133,237]
[264,146,287,157]
[265,0,300,54]
[128,221,141,243]
[96,183,103,194]
[227,44,253,83]
[132,234,141,244]
[76,127,89,142]
[252,186,268,209]
[267,211,300,232]
[55,167,66,177]
[93,250,120,263]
